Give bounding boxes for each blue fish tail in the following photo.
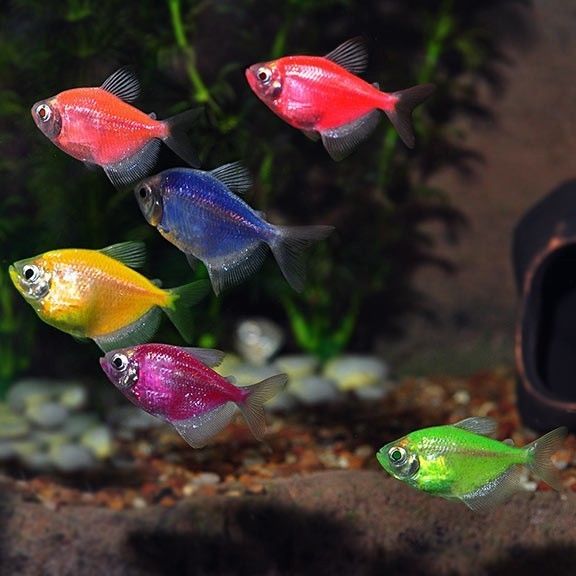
[237,373,288,440]
[525,426,568,491]
[162,108,203,168]
[269,225,334,291]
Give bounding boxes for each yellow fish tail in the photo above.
[163,279,210,342]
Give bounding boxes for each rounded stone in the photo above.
[273,355,320,380]
[51,443,96,472]
[108,405,161,431]
[7,379,56,413]
[0,441,16,461]
[265,391,299,412]
[288,376,341,405]
[234,318,284,366]
[322,355,389,391]
[59,384,88,411]
[32,430,70,450]
[63,413,100,438]
[353,383,394,401]
[212,353,242,377]
[0,409,30,439]
[224,363,283,387]
[20,451,53,472]
[12,440,39,459]
[25,402,69,429]
[81,426,114,459]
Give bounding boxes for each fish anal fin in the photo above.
[324,37,368,75]
[209,162,253,195]
[104,138,161,189]
[100,241,146,268]
[172,403,237,448]
[100,66,141,103]
[301,129,320,142]
[460,465,526,512]
[206,243,269,295]
[320,109,380,161]
[453,417,497,437]
[94,307,161,352]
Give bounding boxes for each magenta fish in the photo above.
[99,343,287,448]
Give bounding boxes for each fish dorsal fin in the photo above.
[325,37,369,75]
[453,417,497,437]
[226,375,237,385]
[101,66,141,103]
[181,347,225,368]
[503,438,515,446]
[100,241,146,269]
[151,279,163,287]
[210,162,253,195]
[149,112,157,120]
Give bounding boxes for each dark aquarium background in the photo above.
[0,0,531,394]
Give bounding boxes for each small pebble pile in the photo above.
[0,379,160,473]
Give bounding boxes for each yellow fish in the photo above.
[9,241,208,351]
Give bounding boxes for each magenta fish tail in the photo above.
[237,373,288,440]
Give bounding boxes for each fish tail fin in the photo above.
[384,83,435,148]
[164,279,210,342]
[269,225,334,291]
[237,374,288,440]
[526,426,568,491]
[163,108,203,168]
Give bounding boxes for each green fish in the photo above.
[376,417,567,511]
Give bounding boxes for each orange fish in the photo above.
[31,67,201,187]
[246,38,435,160]
[9,241,208,351]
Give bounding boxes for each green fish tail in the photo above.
[164,280,210,342]
[525,426,568,491]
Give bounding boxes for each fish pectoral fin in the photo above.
[206,243,269,296]
[301,129,320,141]
[100,241,146,269]
[324,37,369,75]
[320,109,381,161]
[172,403,237,449]
[180,347,225,368]
[460,465,526,513]
[93,307,161,352]
[453,417,497,437]
[100,66,141,103]
[104,138,161,189]
[209,162,253,195]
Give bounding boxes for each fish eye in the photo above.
[22,264,40,283]
[388,446,407,465]
[111,353,129,372]
[257,67,272,84]
[36,104,52,122]
[138,185,149,200]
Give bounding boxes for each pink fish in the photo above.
[100,343,287,448]
[246,37,435,160]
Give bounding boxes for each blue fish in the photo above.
[134,163,334,294]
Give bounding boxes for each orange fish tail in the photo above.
[162,108,203,168]
[384,83,435,148]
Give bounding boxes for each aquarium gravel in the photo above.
[2,369,574,511]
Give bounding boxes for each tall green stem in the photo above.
[167,0,222,115]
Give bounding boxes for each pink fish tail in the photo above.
[237,373,288,440]
[383,83,435,148]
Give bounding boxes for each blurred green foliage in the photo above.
[0,0,531,392]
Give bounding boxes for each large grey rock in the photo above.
[7,379,55,412]
[273,354,320,380]
[50,443,96,472]
[0,470,575,575]
[25,402,69,429]
[288,376,341,405]
[323,355,389,392]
